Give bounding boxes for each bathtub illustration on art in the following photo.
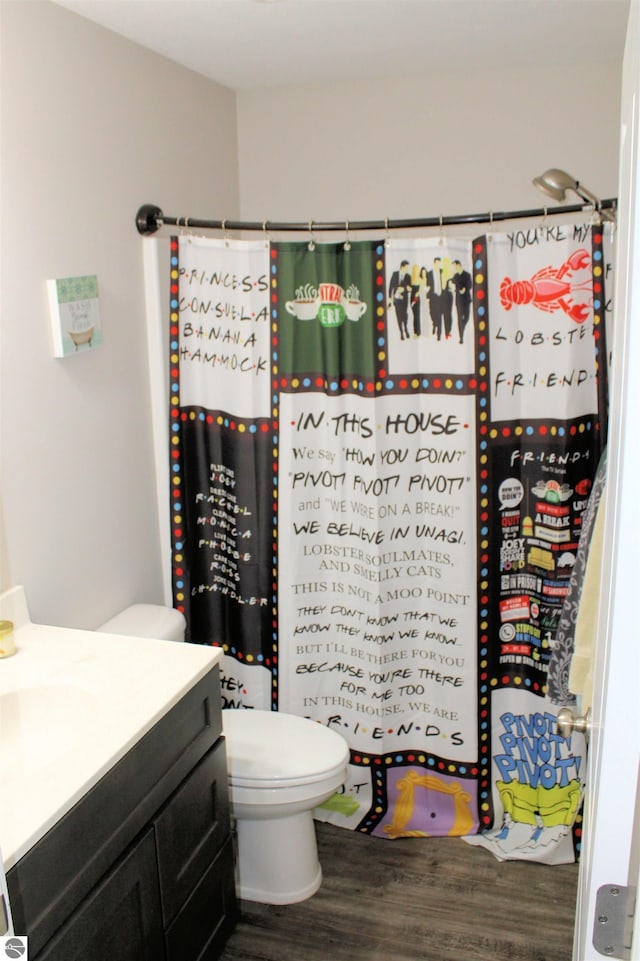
[69,326,95,349]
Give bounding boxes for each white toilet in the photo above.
[222,708,349,904]
[97,603,187,641]
[97,604,350,905]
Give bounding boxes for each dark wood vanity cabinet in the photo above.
[7,665,238,961]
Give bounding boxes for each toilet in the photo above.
[97,604,350,905]
[97,603,186,641]
[222,708,350,904]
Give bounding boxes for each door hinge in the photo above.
[593,884,636,959]
[0,893,8,936]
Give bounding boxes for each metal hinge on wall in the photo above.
[593,884,636,959]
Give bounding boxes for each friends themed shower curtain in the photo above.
[168,224,610,863]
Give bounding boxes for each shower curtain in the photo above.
[168,222,611,863]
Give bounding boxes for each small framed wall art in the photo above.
[47,274,103,358]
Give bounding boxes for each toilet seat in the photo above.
[222,709,350,789]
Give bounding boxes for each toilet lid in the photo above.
[222,709,350,788]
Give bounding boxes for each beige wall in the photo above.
[0,1,239,627]
[237,64,621,224]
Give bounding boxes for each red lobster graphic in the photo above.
[500,248,592,323]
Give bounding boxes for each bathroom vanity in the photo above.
[0,588,237,960]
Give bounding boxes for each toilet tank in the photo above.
[97,604,186,642]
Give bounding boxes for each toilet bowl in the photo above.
[222,708,350,905]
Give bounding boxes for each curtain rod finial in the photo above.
[136,204,164,235]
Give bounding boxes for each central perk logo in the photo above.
[285,282,367,328]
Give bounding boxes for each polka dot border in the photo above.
[169,238,185,616]
[270,246,280,708]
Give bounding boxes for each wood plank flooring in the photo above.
[219,821,578,961]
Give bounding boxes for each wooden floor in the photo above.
[218,821,579,961]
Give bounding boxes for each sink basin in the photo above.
[0,685,100,772]
[0,585,223,870]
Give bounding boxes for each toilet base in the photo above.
[233,809,323,904]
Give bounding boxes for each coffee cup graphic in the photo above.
[286,283,319,320]
[285,281,365,327]
[285,298,318,320]
[343,298,367,321]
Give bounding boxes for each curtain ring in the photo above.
[384,217,390,249]
[221,219,230,247]
[344,219,351,251]
[308,220,316,251]
[263,220,270,249]
[439,214,444,246]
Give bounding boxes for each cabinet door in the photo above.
[165,838,237,961]
[35,830,165,961]
[155,741,231,925]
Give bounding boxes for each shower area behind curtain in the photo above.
[168,222,611,864]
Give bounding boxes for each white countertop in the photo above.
[0,587,221,869]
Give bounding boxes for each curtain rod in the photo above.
[135,199,617,236]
